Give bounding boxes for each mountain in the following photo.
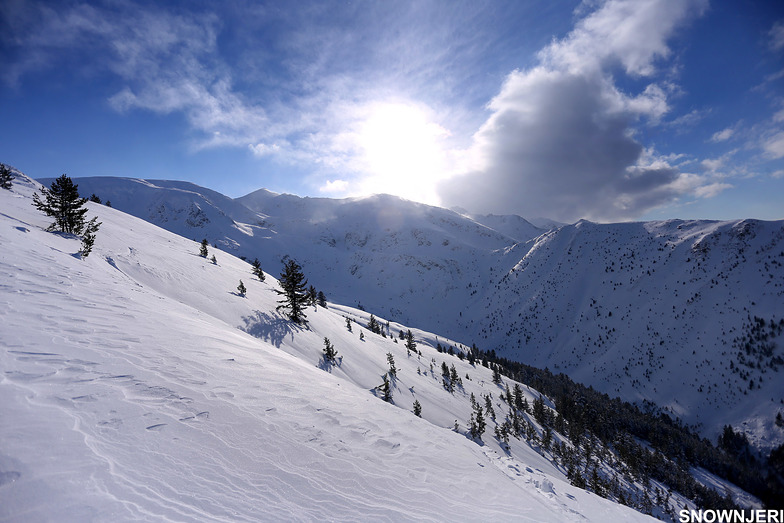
[2,172,667,521]
[51,176,784,453]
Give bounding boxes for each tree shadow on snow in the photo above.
[241,310,305,347]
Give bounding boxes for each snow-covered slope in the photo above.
[2,175,652,520]
[476,219,784,451]
[50,176,784,451]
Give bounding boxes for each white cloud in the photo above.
[769,21,784,51]
[249,143,282,157]
[763,131,784,159]
[710,127,734,142]
[438,0,710,222]
[319,179,349,194]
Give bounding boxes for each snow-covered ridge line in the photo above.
[2,173,658,521]
[36,175,784,450]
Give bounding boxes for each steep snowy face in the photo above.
[2,173,655,522]
[44,176,784,448]
[475,219,784,448]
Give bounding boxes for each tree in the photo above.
[317,291,327,307]
[211,254,217,265]
[0,163,13,190]
[387,352,397,377]
[323,337,338,364]
[32,174,89,233]
[405,330,416,352]
[276,258,309,323]
[89,193,101,203]
[345,317,353,332]
[79,217,101,258]
[307,285,317,306]
[199,239,209,258]
[379,374,392,402]
[237,280,247,297]
[251,258,265,281]
[413,399,422,417]
[368,314,380,334]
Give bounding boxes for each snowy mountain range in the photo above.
[59,176,784,455]
[1,170,682,521]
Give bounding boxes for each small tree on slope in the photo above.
[0,164,13,190]
[275,258,309,323]
[32,174,89,234]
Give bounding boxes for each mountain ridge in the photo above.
[45,175,784,452]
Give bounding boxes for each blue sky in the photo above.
[1,0,782,222]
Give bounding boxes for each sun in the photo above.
[353,101,452,205]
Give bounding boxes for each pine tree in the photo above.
[237,280,246,296]
[317,291,327,307]
[89,193,101,203]
[345,317,353,332]
[276,258,309,323]
[32,174,89,233]
[368,314,380,334]
[323,337,338,363]
[387,352,397,376]
[251,258,265,281]
[359,331,364,341]
[405,330,416,352]
[211,254,217,264]
[380,374,392,402]
[199,239,209,257]
[0,163,13,190]
[307,285,317,306]
[413,399,422,417]
[79,217,101,258]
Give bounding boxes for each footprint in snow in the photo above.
[145,423,167,431]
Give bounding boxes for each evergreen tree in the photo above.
[492,365,503,384]
[359,331,364,341]
[275,258,309,323]
[307,285,317,306]
[79,217,101,258]
[32,174,89,233]
[251,258,265,281]
[211,254,217,264]
[0,163,14,190]
[323,337,338,363]
[380,373,392,402]
[413,399,422,417]
[386,352,397,377]
[345,317,353,332]
[405,330,416,352]
[199,238,209,257]
[237,280,246,296]
[368,314,380,334]
[89,193,101,203]
[469,404,486,440]
[317,291,327,307]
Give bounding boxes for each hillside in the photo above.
[63,176,784,452]
[2,173,662,520]
[475,219,784,451]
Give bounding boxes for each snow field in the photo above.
[0,177,652,521]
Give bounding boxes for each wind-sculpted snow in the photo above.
[1,176,652,521]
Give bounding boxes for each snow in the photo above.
[43,176,784,450]
[0,177,653,521]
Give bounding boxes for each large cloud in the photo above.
[439,0,709,222]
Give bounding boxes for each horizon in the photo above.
[2,0,783,222]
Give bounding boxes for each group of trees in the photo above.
[31,174,102,258]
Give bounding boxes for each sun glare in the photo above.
[354,102,452,205]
